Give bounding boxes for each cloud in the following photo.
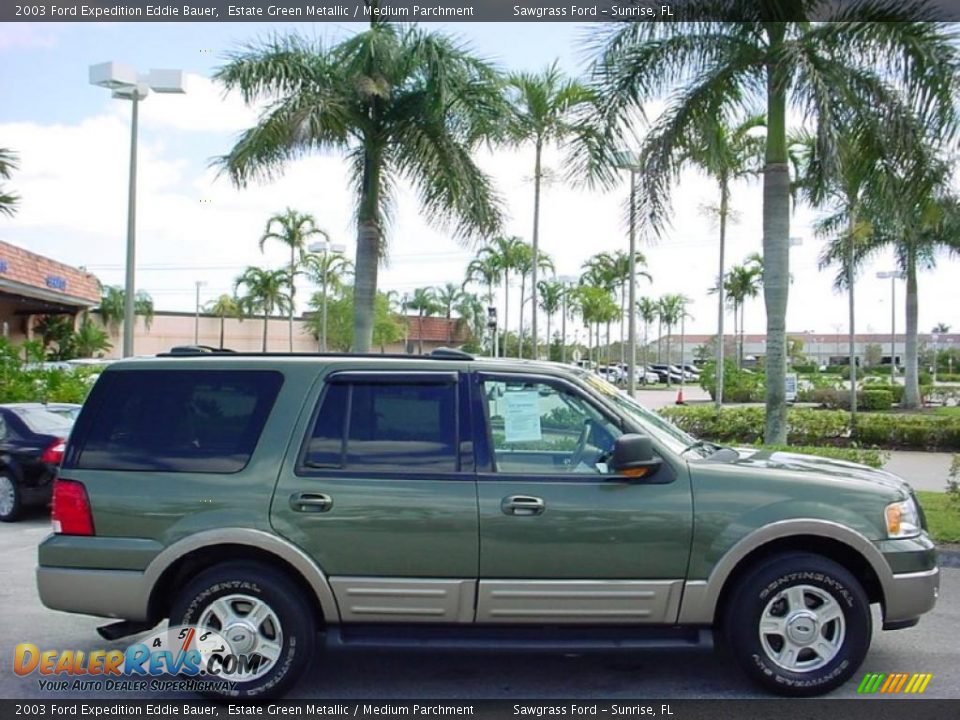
[123,73,262,134]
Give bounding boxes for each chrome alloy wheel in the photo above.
[198,593,283,680]
[0,476,15,517]
[758,584,846,672]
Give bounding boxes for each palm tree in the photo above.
[474,236,527,356]
[454,292,486,349]
[515,244,554,358]
[658,294,686,385]
[73,315,112,358]
[724,258,764,368]
[97,286,154,337]
[0,148,19,218]
[259,209,327,352]
[463,253,501,305]
[505,61,595,355]
[302,250,353,351]
[407,287,441,355]
[585,4,959,442]
[581,254,619,361]
[681,113,765,406]
[204,294,243,350]
[637,297,659,382]
[216,19,504,353]
[604,250,651,367]
[576,285,619,365]
[537,279,565,357]
[234,267,292,352]
[436,282,466,343]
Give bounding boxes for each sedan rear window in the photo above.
[13,408,74,436]
[70,370,283,473]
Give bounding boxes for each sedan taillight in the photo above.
[40,438,66,466]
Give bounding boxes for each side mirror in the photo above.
[609,433,662,479]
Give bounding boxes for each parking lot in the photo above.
[2,512,958,700]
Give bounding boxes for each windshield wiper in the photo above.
[681,439,722,457]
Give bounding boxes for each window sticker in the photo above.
[503,391,542,443]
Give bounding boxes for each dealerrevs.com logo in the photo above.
[13,626,266,693]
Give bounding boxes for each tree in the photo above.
[515,243,554,358]
[724,257,764,369]
[472,236,527,356]
[505,61,595,357]
[575,285,619,364]
[302,250,353,351]
[259,208,327,352]
[637,297,659,379]
[580,253,619,360]
[73,316,112,358]
[436,282,466,343]
[216,18,504,353]
[463,253,502,305]
[0,148,19,218]
[658,294,686,385]
[407,287,441,355]
[585,4,959,442]
[680,113,765,406]
[204,294,244,350]
[234,267,292,352]
[35,315,76,361]
[537,279,565,354]
[305,286,403,352]
[96,286,154,337]
[454,292,487,352]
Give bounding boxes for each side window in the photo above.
[73,370,283,473]
[0,414,7,441]
[302,380,458,473]
[482,379,620,475]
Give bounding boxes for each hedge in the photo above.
[659,405,960,451]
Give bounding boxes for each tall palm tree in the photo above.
[724,258,764,368]
[454,292,486,349]
[463,253,501,305]
[581,254,619,361]
[97,286,154,337]
[0,148,19,218]
[658,294,686,385]
[681,113,765,406]
[515,244,554,358]
[604,250,651,367]
[302,250,353,351]
[407,286,441,355]
[537,279,565,356]
[259,209,326,352]
[585,4,959,442]
[637,297,659,382]
[436,282,466,343]
[505,61,596,355]
[234,267,292,352]
[472,236,526,356]
[576,285,619,365]
[216,17,504,353]
[204,294,243,350]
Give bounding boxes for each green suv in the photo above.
[37,348,939,698]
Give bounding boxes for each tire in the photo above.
[722,552,872,697]
[0,472,22,522]
[170,561,317,699]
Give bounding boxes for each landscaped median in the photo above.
[658,405,960,451]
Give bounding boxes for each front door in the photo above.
[473,373,693,624]
[272,369,478,624]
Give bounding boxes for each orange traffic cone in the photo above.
[676,387,685,405]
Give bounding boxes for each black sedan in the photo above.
[0,404,74,522]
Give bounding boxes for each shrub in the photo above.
[860,389,893,411]
[698,360,765,403]
[791,363,817,374]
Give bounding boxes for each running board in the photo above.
[326,624,713,652]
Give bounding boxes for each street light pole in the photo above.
[877,271,899,385]
[307,240,346,352]
[194,280,206,344]
[90,63,185,357]
[627,168,638,396]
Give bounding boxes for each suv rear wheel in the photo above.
[722,552,871,696]
[170,561,317,698]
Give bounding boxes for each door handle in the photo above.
[501,495,545,516]
[289,492,333,513]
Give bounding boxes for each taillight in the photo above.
[51,479,95,536]
[41,438,66,466]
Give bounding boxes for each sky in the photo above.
[0,19,957,342]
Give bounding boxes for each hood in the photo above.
[732,447,911,495]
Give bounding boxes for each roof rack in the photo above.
[157,346,476,360]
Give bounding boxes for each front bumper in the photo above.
[876,533,940,629]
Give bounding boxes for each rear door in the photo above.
[271,369,479,624]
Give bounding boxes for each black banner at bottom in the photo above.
[1,700,958,720]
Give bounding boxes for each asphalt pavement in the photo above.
[1,513,957,700]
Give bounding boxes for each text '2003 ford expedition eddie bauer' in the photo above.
[37,348,939,697]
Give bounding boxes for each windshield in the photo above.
[570,369,702,455]
[13,407,74,436]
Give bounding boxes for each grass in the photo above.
[915,491,960,544]
[932,406,960,417]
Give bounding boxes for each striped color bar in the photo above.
[857,672,933,694]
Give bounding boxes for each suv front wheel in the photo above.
[723,552,872,696]
[170,561,317,698]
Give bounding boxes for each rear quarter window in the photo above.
[68,369,283,473]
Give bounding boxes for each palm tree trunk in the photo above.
[289,245,295,353]
[546,312,552,361]
[531,138,543,360]
[262,313,268,353]
[518,276,526,359]
[353,146,382,353]
[657,318,663,363]
[503,272,510,359]
[418,310,425,355]
[605,322,611,363]
[762,42,791,445]
[847,223,858,424]
[665,328,672,387]
[219,316,225,350]
[739,303,746,368]
[619,284,626,368]
[904,246,921,409]
[715,184,728,407]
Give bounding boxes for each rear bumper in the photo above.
[882,566,939,628]
[36,566,149,621]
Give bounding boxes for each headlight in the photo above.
[885,498,921,538]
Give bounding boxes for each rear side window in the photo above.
[302,380,457,473]
[72,370,283,473]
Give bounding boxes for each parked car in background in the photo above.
[42,403,82,422]
[614,363,660,385]
[681,364,701,379]
[0,404,74,521]
[649,364,685,384]
[596,365,624,384]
